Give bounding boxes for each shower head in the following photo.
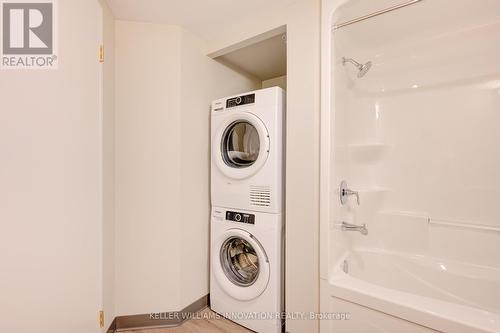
[357,61,372,78]
[342,57,372,78]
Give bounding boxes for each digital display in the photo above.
[226,211,255,224]
[226,93,255,108]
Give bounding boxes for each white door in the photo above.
[213,112,270,180]
[212,229,270,301]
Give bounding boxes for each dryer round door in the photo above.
[212,228,270,301]
[213,113,270,180]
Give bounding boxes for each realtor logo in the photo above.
[1,0,57,69]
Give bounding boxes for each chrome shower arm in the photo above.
[342,57,361,68]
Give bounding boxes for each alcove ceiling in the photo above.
[105,0,298,41]
[215,33,287,81]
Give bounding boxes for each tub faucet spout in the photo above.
[341,221,368,235]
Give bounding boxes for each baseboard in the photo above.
[106,318,117,333]
[107,294,209,332]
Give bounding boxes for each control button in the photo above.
[234,214,242,222]
[235,96,242,104]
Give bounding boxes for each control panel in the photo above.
[226,210,255,225]
[226,93,255,108]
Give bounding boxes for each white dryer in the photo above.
[210,206,283,333]
[211,87,285,214]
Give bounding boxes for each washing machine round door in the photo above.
[213,229,270,301]
[213,113,269,180]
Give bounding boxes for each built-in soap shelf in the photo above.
[346,143,389,164]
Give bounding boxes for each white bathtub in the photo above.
[325,248,500,333]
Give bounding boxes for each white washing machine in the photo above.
[210,206,283,333]
[211,87,285,214]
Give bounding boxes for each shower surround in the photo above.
[320,0,500,332]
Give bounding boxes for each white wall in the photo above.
[283,5,320,332]
[114,21,183,315]
[114,20,260,315]
[0,1,104,332]
[205,1,321,332]
[262,75,287,90]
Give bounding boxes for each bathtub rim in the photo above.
[326,251,500,333]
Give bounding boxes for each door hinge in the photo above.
[99,45,104,63]
[99,310,104,328]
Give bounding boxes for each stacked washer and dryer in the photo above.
[210,87,285,333]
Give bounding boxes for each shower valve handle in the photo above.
[340,181,360,205]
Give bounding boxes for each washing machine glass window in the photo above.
[221,121,260,168]
[220,237,260,286]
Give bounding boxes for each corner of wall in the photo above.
[176,26,261,309]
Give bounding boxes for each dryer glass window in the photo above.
[222,121,260,168]
[220,237,260,286]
